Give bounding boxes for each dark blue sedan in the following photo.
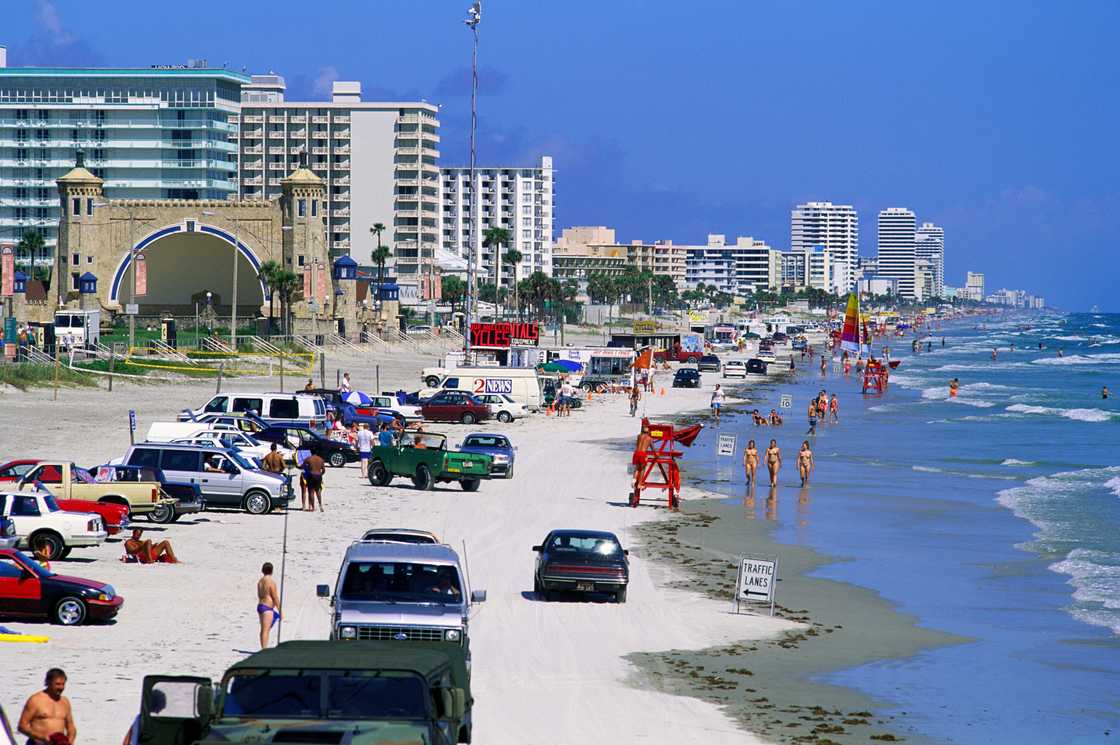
[459,433,515,478]
[533,529,630,603]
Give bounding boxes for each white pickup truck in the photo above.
[0,490,107,559]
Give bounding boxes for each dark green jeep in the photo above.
[135,640,473,745]
[367,432,492,491]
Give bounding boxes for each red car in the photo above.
[0,460,129,535]
[420,390,492,424]
[0,548,123,625]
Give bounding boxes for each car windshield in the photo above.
[226,450,256,470]
[501,394,517,404]
[16,550,53,578]
[548,534,622,556]
[362,532,437,544]
[463,436,508,449]
[222,671,427,720]
[340,561,462,603]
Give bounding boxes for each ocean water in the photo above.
[686,312,1120,744]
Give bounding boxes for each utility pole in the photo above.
[464,1,481,356]
[128,211,136,351]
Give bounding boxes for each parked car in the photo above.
[367,432,492,492]
[653,348,703,364]
[532,529,630,603]
[368,394,423,423]
[18,461,178,523]
[697,354,722,372]
[134,640,472,745]
[307,388,403,428]
[316,541,486,652]
[421,391,493,425]
[360,528,441,545]
[180,392,327,433]
[475,393,527,423]
[0,548,123,625]
[185,412,269,435]
[772,331,789,343]
[723,360,747,379]
[0,516,16,549]
[672,368,701,388]
[0,491,107,560]
[791,336,808,351]
[88,464,205,523]
[118,443,292,515]
[254,425,359,468]
[458,433,515,478]
[406,324,433,336]
[168,429,292,462]
[746,358,769,375]
[0,459,38,483]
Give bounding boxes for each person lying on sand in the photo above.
[123,528,179,564]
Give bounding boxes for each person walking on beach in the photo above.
[711,384,725,423]
[256,562,281,649]
[765,439,782,487]
[18,668,76,745]
[820,355,827,375]
[806,400,818,435]
[629,384,641,417]
[829,394,839,423]
[339,372,352,394]
[797,440,815,487]
[743,439,758,486]
[355,423,374,479]
[303,452,325,511]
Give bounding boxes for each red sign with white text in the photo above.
[1,246,12,297]
[470,322,540,348]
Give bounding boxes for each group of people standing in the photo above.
[806,390,839,434]
[742,438,815,488]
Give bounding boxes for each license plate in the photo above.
[576,582,594,592]
[447,467,460,473]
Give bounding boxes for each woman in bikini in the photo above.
[798,440,815,486]
[743,439,758,486]
[766,439,782,487]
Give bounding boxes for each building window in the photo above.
[311,200,317,217]
[72,254,79,265]
[298,199,306,217]
[298,255,305,267]
[72,198,81,216]
[87,198,94,215]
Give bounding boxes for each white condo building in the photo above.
[790,201,859,291]
[915,221,945,298]
[439,156,554,285]
[234,77,441,297]
[683,234,778,295]
[964,271,985,301]
[877,207,917,299]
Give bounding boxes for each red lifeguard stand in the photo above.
[862,359,889,394]
[630,419,702,511]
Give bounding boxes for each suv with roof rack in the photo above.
[317,542,485,656]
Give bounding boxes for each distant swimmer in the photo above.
[991,348,998,361]
[927,341,932,353]
[798,441,815,487]
[743,439,758,486]
[942,337,946,348]
[1058,348,1064,358]
[949,377,960,398]
[766,439,782,487]
[1010,343,1015,352]
[1103,386,1111,400]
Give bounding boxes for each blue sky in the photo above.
[5,0,1117,309]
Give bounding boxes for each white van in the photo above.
[420,368,543,411]
[179,392,327,432]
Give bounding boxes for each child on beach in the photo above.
[711,385,725,423]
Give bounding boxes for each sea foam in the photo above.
[1004,404,1115,422]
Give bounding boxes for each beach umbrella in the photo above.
[552,359,582,372]
[343,391,373,406]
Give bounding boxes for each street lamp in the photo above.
[202,210,240,352]
[464,0,481,357]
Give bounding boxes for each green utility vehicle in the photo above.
[367,432,492,492]
[134,640,474,745]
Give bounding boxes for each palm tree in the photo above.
[369,222,390,307]
[483,227,510,314]
[274,270,301,335]
[258,259,281,334]
[501,248,523,320]
[17,231,45,278]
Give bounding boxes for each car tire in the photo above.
[58,547,72,560]
[497,411,512,423]
[243,490,272,515]
[53,596,87,626]
[425,376,441,388]
[30,531,65,561]
[328,451,346,468]
[368,460,391,486]
[460,478,480,492]
[460,412,476,425]
[413,464,434,491]
[615,587,628,604]
[170,511,183,522]
[149,502,175,524]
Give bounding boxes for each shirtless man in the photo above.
[19,668,76,745]
[743,439,758,486]
[829,394,839,423]
[124,528,178,564]
[765,439,782,487]
[257,562,281,649]
[797,440,815,486]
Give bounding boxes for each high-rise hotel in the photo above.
[790,201,859,291]
[877,207,917,299]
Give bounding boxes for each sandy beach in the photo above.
[0,359,802,745]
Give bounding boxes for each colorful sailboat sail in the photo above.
[840,293,861,353]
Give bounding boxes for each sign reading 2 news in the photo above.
[470,322,540,348]
[480,378,513,394]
